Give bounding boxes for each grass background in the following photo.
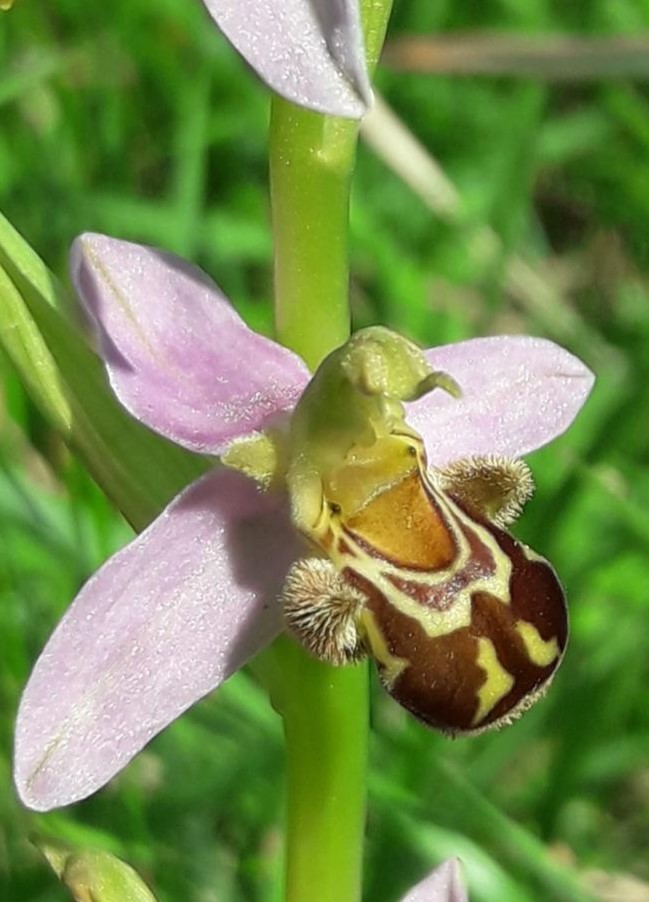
[1,0,649,899]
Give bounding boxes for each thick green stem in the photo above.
[269,99,367,901]
[270,105,356,369]
[270,0,394,372]
[268,4,393,901]
[276,637,369,902]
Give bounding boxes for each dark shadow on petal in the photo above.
[172,469,304,679]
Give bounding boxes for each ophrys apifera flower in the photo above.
[14,234,593,811]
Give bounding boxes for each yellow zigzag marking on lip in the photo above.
[359,609,408,688]
[516,621,560,667]
[472,638,515,726]
[330,481,513,641]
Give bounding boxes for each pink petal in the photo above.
[400,859,468,902]
[201,0,372,118]
[71,234,310,454]
[14,469,301,811]
[406,336,594,466]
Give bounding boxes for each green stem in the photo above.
[270,0,394,372]
[268,4,393,901]
[269,98,367,902]
[275,636,369,902]
[270,104,355,369]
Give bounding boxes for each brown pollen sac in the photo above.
[280,558,368,666]
[435,454,534,528]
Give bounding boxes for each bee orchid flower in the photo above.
[14,234,594,812]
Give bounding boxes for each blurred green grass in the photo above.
[1,0,649,899]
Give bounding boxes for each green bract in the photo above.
[0,213,205,531]
[37,839,157,902]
